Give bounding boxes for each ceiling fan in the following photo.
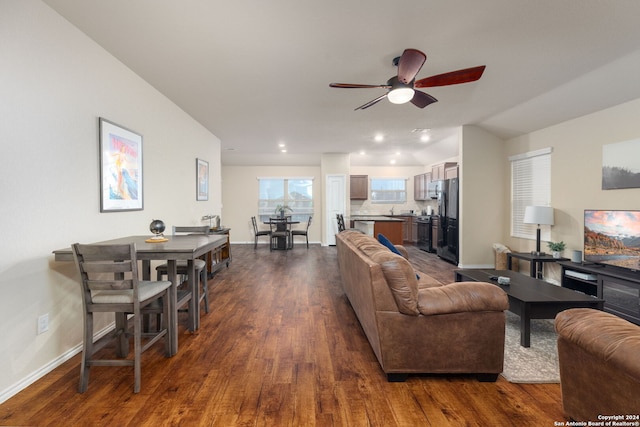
[329,48,485,110]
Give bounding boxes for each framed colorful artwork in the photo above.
[196,158,209,201]
[99,118,143,212]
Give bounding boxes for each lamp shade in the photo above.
[523,206,554,226]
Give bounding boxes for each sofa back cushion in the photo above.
[339,231,420,315]
[367,249,420,316]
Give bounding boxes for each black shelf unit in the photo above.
[557,261,640,325]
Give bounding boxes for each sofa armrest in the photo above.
[393,245,408,259]
[555,308,640,381]
[417,281,508,316]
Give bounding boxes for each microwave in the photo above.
[427,180,441,199]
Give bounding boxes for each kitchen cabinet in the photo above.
[414,174,424,201]
[402,217,411,242]
[431,162,457,181]
[390,215,417,243]
[350,175,368,200]
[413,172,431,201]
[444,164,458,179]
[430,216,439,252]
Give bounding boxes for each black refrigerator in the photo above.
[437,178,458,264]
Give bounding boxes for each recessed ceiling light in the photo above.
[278,143,286,148]
[359,150,366,155]
[390,159,396,164]
[374,134,384,142]
[420,134,430,142]
[281,149,287,153]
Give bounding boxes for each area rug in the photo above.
[501,311,560,383]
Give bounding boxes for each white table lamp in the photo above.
[523,206,554,255]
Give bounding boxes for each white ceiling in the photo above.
[43,0,640,167]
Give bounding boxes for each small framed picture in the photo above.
[196,158,209,201]
[99,118,143,212]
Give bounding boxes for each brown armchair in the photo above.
[555,308,640,421]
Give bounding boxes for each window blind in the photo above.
[370,177,407,204]
[257,177,314,221]
[510,148,552,240]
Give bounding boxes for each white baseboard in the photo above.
[0,323,114,404]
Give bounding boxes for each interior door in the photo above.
[325,174,346,246]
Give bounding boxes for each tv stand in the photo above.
[557,261,640,325]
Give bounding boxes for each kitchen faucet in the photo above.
[390,206,395,215]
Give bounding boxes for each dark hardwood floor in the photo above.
[0,243,564,426]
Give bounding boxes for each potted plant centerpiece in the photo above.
[275,204,293,218]
[547,241,566,258]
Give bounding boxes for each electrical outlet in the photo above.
[37,313,49,335]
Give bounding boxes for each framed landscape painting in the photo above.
[99,118,143,212]
[196,158,209,201]
[602,138,640,190]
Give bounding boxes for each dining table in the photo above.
[53,234,227,356]
[265,217,300,250]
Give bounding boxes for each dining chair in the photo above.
[251,216,271,248]
[291,216,312,248]
[71,242,172,393]
[335,213,363,234]
[155,226,210,314]
[269,218,291,251]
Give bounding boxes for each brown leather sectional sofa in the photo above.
[336,230,509,381]
[555,308,640,420]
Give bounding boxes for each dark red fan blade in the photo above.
[397,49,427,84]
[330,83,391,89]
[411,91,438,108]
[414,65,486,88]
[355,93,388,110]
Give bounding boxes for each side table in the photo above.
[507,252,568,279]
[207,227,231,276]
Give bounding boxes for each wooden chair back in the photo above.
[72,243,140,311]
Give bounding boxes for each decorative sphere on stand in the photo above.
[149,219,166,239]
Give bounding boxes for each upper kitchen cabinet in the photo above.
[350,175,368,200]
[444,164,458,179]
[414,172,431,201]
[431,162,458,181]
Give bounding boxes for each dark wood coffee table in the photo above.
[454,269,604,347]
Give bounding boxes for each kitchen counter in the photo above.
[350,215,406,222]
[351,216,404,244]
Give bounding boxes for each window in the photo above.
[370,177,407,204]
[510,148,552,240]
[258,177,313,222]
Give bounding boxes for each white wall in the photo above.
[221,165,322,244]
[0,0,221,401]
[503,98,640,281]
[459,125,506,268]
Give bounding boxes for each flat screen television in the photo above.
[584,209,640,272]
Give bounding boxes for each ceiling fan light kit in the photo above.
[388,88,415,104]
[329,48,485,111]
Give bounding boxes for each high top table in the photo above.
[454,269,604,347]
[53,234,227,355]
